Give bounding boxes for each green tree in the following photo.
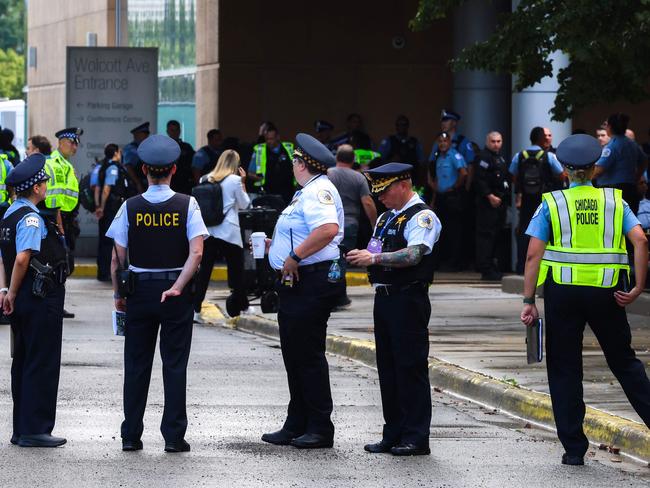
[410,0,650,121]
[0,0,25,53]
[0,48,25,99]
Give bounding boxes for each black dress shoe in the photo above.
[10,434,18,445]
[364,440,394,453]
[561,453,584,466]
[62,309,75,319]
[122,439,143,451]
[390,443,430,456]
[261,429,299,446]
[290,433,333,449]
[164,439,190,453]
[18,434,67,448]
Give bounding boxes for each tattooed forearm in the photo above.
[375,244,427,268]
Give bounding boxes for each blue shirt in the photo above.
[2,198,47,255]
[378,136,424,162]
[526,183,640,242]
[509,146,564,176]
[103,163,120,186]
[89,164,101,187]
[432,148,467,192]
[429,133,475,165]
[122,141,141,167]
[595,135,646,185]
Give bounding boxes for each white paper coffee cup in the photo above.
[251,232,267,259]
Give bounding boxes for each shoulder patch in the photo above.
[601,147,611,158]
[417,212,434,230]
[532,204,543,219]
[455,152,462,160]
[479,160,489,169]
[467,142,473,151]
[317,189,334,205]
[24,215,40,228]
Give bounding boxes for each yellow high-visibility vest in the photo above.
[253,142,295,187]
[45,150,79,212]
[537,185,629,288]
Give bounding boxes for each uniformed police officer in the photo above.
[347,162,440,456]
[247,126,295,204]
[106,134,208,453]
[428,131,467,270]
[474,131,510,280]
[123,121,151,194]
[261,133,344,449]
[521,134,650,466]
[44,128,82,318]
[314,120,337,154]
[0,153,68,447]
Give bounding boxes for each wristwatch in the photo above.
[0,288,8,294]
[289,250,302,263]
[522,296,536,305]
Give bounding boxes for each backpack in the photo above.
[191,176,225,226]
[518,150,552,195]
[78,172,96,212]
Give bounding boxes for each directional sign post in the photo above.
[66,46,158,239]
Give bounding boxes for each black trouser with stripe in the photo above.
[276,268,343,439]
[11,275,65,437]
[121,278,194,443]
[373,284,432,446]
[544,279,650,456]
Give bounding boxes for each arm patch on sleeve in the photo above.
[317,189,334,205]
[24,216,40,228]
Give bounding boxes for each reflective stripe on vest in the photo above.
[45,150,79,212]
[537,186,629,288]
[253,142,295,187]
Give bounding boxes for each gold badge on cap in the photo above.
[317,189,334,205]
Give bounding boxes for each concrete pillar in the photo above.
[195,0,220,146]
[452,0,511,154]
[511,50,571,153]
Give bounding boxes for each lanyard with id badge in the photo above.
[367,212,401,256]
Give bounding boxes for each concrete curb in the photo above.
[214,308,650,461]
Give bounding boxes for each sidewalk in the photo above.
[203,282,650,460]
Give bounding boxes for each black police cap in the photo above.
[441,109,461,122]
[294,133,336,172]
[364,162,413,194]
[556,134,602,169]
[314,120,334,133]
[7,153,49,192]
[137,134,180,167]
[130,121,151,134]
[55,127,83,143]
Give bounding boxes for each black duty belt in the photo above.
[374,282,428,296]
[299,261,333,273]
[135,271,182,281]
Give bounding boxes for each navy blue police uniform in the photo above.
[123,121,151,192]
[263,133,345,449]
[0,154,68,447]
[524,135,650,465]
[363,163,441,456]
[106,134,208,452]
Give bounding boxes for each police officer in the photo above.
[0,128,20,166]
[123,121,151,194]
[510,126,566,274]
[261,133,344,449]
[0,153,68,447]
[247,126,295,204]
[474,131,510,281]
[428,131,467,270]
[347,163,440,456]
[106,134,208,453]
[593,113,648,214]
[45,128,81,318]
[166,119,195,195]
[379,115,426,194]
[429,109,475,167]
[314,120,336,153]
[192,129,224,184]
[521,134,650,466]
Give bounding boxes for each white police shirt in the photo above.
[106,184,208,272]
[378,193,441,254]
[268,174,344,270]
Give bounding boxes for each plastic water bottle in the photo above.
[328,260,342,283]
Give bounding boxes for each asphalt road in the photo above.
[0,279,648,487]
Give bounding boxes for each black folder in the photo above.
[526,318,543,364]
